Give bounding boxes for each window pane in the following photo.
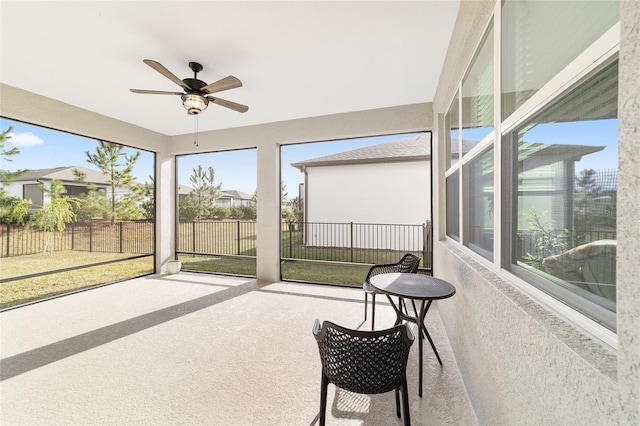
[445,92,459,170]
[501,0,618,120]
[508,60,618,330]
[464,147,494,260]
[446,170,460,241]
[462,20,494,152]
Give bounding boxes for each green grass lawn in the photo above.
[0,252,153,309]
[1,221,424,310]
[178,254,369,287]
[281,261,370,286]
[179,254,257,276]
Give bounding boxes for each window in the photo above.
[463,147,494,260]
[462,20,494,152]
[446,170,460,241]
[442,0,619,334]
[445,92,460,170]
[501,0,618,120]
[504,60,618,330]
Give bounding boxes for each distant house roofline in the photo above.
[7,166,111,186]
[291,134,431,171]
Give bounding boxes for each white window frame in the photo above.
[442,1,620,348]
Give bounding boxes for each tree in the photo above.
[139,176,155,221]
[179,193,199,222]
[85,141,140,225]
[0,126,28,184]
[0,126,29,223]
[290,195,304,224]
[71,169,110,221]
[575,169,601,217]
[11,179,77,256]
[115,184,145,220]
[188,165,222,220]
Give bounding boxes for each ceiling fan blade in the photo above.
[143,59,191,91]
[209,97,249,113]
[201,76,242,94]
[130,89,183,95]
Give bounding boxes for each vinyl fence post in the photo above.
[237,220,241,255]
[350,222,354,263]
[119,222,124,253]
[192,221,196,252]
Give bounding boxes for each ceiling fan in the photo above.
[130,59,248,115]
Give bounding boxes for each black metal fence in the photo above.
[283,221,432,269]
[3,219,433,271]
[176,220,433,270]
[177,220,257,257]
[0,221,154,258]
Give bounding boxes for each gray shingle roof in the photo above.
[12,166,110,185]
[291,134,431,170]
[178,186,253,200]
[220,190,253,200]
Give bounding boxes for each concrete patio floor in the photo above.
[0,272,477,425]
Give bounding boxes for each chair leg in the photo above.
[401,378,411,426]
[364,292,368,320]
[371,293,376,331]
[320,373,329,426]
[395,388,401,418]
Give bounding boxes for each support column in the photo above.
[255,142,281,284]
[155,150,176,273]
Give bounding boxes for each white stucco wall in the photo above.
[303,160,431,251]
[2,181,26,198]
[305,161,431,225]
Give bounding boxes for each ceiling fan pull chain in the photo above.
[193,115,199,147]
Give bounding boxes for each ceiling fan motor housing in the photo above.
[183,78,207,91]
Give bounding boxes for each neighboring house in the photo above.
[290,134,432,250]
[517,141,605,232]
[178,185,255,207]
[2,166,110,210]
[216,190,255,208]
[291,134,432,227]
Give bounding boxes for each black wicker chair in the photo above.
[312,320,414,426]
[363,253,421,330]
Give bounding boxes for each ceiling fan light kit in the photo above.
[130,59,248,115]
[182,93,208,115]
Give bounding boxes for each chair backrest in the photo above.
[365,253,422,283]
[396,253,421,273]
[313,320,414,395]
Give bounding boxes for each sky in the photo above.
[0,117,421,199]
[2,115,617,198]
[453,118,618,172]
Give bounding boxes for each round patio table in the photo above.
[370,272,456,397]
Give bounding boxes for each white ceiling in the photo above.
[0,1,459,136]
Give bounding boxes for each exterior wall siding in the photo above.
[305,161,431,225]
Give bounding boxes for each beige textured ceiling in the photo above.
[0,1,459,136]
